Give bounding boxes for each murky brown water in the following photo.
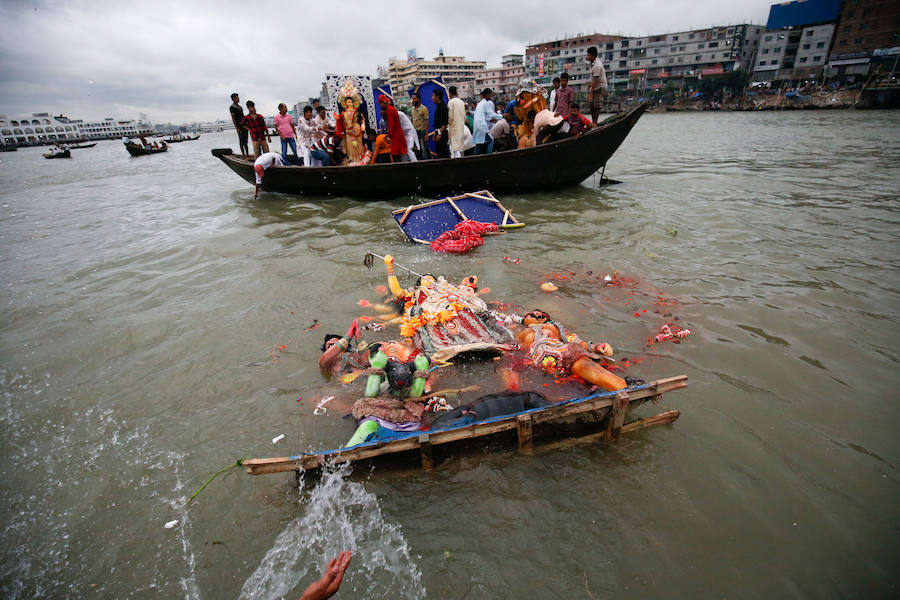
[2,111,899,598]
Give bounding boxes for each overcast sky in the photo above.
[0,0,776,124]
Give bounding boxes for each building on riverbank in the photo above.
[474,55,526,98]
[751,0,842,85]
[827,0,900,85]
[525,27,762,98]
[0,112,154,146]
[387,50,486,104]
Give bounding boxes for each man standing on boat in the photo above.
[241,100,271,157]
[554,73,574,117]
[447,86,466,158]
[586,47,609,126]
[378,96,409,162]
[409,93,429,160]
[473,88,499,155]
[229,93,249,156]
[431,89,450,158]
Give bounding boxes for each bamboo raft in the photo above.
[243,375,687,475]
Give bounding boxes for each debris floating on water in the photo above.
[540,282,558,292]
[272,434,285,444]
[164,520,178,529]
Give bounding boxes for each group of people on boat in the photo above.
[316,254,631,448]
[234,47,611,182]
[122,135,166,151]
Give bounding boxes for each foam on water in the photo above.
[239,462,424,600]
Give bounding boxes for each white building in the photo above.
[0,112,155,146]
[387,51,487,104]
[752,24,835,82]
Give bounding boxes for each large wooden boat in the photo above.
[211,102,648,199]
[125,143,168,156]
[243,375,686,475]
[42,149,71,159]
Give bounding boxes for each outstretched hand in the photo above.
[300,551,352,600]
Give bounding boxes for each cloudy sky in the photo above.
[0,0,776,124]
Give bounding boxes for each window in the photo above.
[839,40,847,46]
[759,60,766,66]
[651,59,658,64]
[619,60,626,67]
[764,35,772,42]
[859,23,869,31]
[698,43,705,49]
[799,57,808,63]
[673,35,679,41]
[816,42,825,48]
[708,42,718,48]
[802,44,811,50]
[689,33,695,39]
[806,30,814,36]
[695,55,701,60]
[620,40,629,47]
[843,25,851,32]
[620,50,627,57]
[813,56,822,62]
[763,48,770,54]
[710,54,716,59]
[854,38,862,45]
[654,49,660,54]
[637,41,642,46]
[775,47,782,53]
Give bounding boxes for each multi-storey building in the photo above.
[828,0,900,83]
[524,34,623,96]
[525,27,762,97]
[0,112,154,146]
[752,0,842,83]
[387,51,486,104]
[474,54,526,98]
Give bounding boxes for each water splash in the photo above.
[239,462,424,600]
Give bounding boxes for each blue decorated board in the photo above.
[392,190,523,244]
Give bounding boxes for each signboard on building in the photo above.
[538,53,545,76]
[407,48,416,63]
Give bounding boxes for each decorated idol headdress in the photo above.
[337,79,362,109]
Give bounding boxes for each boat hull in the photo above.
[125,144,167,156]
[211,102,648,199]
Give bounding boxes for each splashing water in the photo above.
[239,462,424,600]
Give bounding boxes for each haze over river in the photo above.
[1,110,898,599]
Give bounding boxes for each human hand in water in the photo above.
[299,551,352,600]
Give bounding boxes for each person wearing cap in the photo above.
[252,151,284,199]
[473,88,499,155]
[532,108,570,145]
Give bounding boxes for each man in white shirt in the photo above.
[253,151,284,199]
[447,86,466,159]
[586,46,609,125]
[548,77,561,114]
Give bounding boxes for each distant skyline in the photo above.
[0,0,776,123]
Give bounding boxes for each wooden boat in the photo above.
[43,149,71,159]
[69,143,97,149]
[164,134,200,143]
[125,143,168,156]
[243,375,687,475]
[393,190,523,244]
[211,102,648,199]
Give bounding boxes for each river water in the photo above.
[1,111,898,599]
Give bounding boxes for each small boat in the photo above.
[125,143,168,156]
[211,102,648,199]
[242,375,687,475]
[393,190,523,244]
[43,149,71,159]
[163,134,200,143]
[0,144,17,152]
[69,143,97,149]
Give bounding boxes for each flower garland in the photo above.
[400,301,467,338]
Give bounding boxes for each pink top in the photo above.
[274,113,295,138]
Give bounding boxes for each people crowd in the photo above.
[234,46,610,180]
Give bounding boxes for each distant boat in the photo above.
[125,142,168,156]
[43,149,71,159]
[69,143,97,149]
[163,134,200,143]
[0,143,16,152]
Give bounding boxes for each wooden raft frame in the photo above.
[243,375,687,475]
[391,190,525,245]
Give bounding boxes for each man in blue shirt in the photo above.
[473,88,499,155]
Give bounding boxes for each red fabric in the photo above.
[384,105,408,155]
[431,220,498,253]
